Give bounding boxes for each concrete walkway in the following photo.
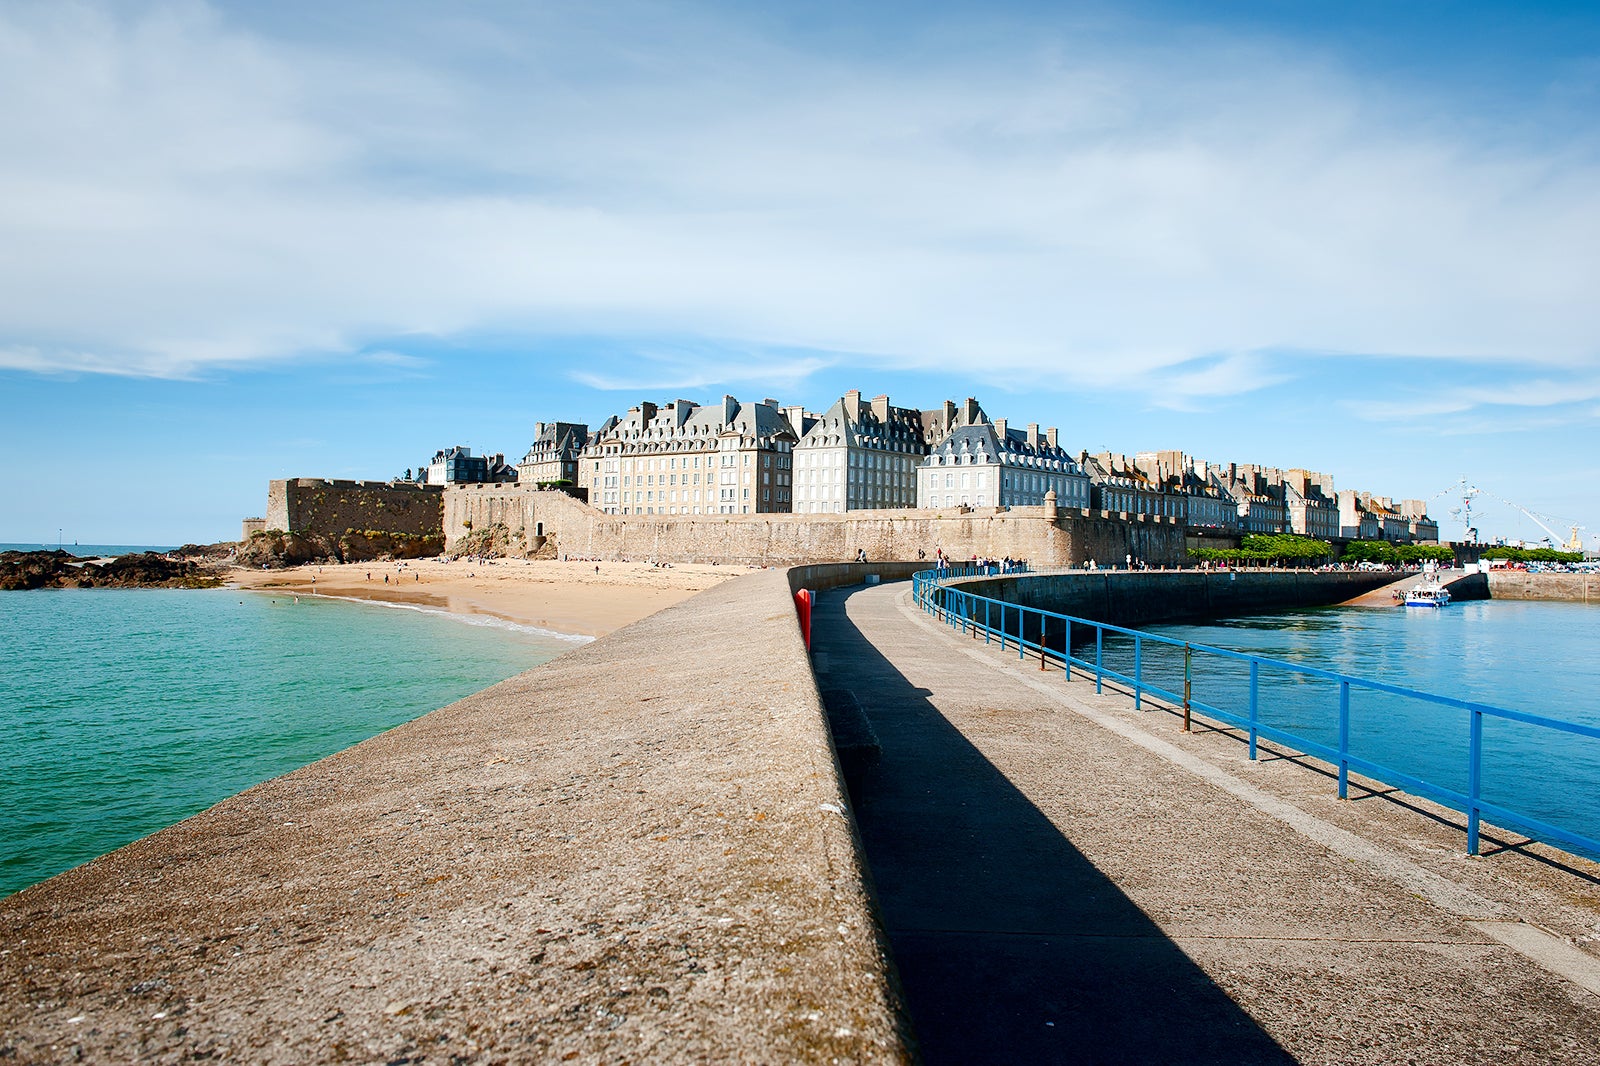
[813,580,1600,1066]
[0,571,910,1064]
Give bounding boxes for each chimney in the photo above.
[639,401,657,422]
[1047,427,1058,449]
[763,397,780,407]
[1027,423,1039,447]
[993,418,1007,440]
[871,394,890,423]
[962,397,982,425]
[722,395,738,423]
[782,405,809,437]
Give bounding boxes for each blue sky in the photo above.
[2,0,1597,548]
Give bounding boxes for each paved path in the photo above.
[813,581,1600,1066]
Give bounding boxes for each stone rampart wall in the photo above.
[952,569,1396,629]
[1487,571,1598,604]
[444,484,1187,567]
[267,478,444,539]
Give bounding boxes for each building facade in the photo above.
[516,422,589,485]
[579,396,797,515]
[793,391,930,513]
[918,407,1090,511]
[424,446,517,485]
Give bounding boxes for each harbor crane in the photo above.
[1435,477,1588,551]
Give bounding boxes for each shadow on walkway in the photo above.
[814,587,1294,1066]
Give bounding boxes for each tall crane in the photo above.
[1432,478,1590,551]
[1479,490,1584,550]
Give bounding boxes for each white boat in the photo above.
[1404,583,1451,607]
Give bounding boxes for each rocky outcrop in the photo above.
[0,551,225,590]
[234,529,445,568]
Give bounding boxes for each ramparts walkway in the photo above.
[814,580,1600,1065]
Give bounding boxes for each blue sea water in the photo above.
[1,542,178,557]
[0,588,584,898]
[1124,600,1600,858]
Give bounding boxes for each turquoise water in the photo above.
[0,588,583,897]
[1123,601,1600,857]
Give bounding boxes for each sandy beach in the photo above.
[231,557,746,638]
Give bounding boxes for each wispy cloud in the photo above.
[1,0,1597,404]
[567,344,837,394]
[1352,374,1600,422]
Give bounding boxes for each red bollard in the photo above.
[795,588,814,650]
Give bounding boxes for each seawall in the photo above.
[444,482,1186,567]
[1487,571,1599,604]
[0,569,912,1064]
[951,569,1398,629]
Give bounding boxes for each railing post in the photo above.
[1134,635,1143,710]
[1064,619,1072,681]
[1468,709,1483,855]
[1248,659,1259,760]
[1338,680,1350,799]
[1182,643,1192,732]
[1040,616,1047,670]
[1095,627,1103,693]
[984,599,991,644]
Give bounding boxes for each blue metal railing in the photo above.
[910,568,1600,861]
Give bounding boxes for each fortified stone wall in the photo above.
[266,478,444,539]
[1487,571,1598,604]
[443,484,1188,566]
[953,569,1396,629]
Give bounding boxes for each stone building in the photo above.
[579,396,797,515]
[1082,451,1190,522]
[793,391,931,514]
[423,446,517,485]
[1401,500,1440,544]
[1212,464,1287,534]
[516,422,589,485]
[918,404,1090,510]
[1281,469,1340,540]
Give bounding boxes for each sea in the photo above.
[0,548,586,898]
[1129,599,1600,859]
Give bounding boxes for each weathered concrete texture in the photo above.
[1488,571,1598,603]
[816,580,1600,1065]
[954,568,1396,629]
[0,572,911,1064]
[444,482,1187,567]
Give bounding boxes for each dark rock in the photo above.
[0,550,224,590]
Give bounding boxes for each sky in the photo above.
[2,0,1597,548]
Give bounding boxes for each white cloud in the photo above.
[0,0,1597,401]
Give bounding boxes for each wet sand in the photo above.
[231,557,746,638]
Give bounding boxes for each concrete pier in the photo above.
[0,571,911,1064]
[816,580,1600,1064]
[5,566,1598,1064]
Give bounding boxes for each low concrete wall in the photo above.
[788,562,924,596]
[1488,571,1598,604]
[952,569,1397,629]
[0,572,911,1064]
